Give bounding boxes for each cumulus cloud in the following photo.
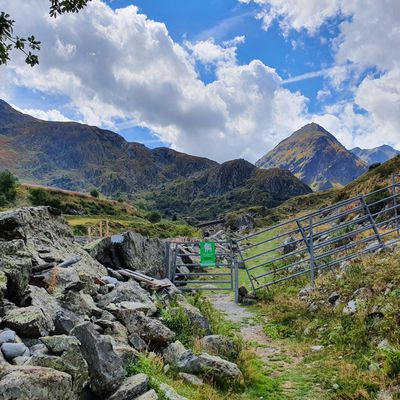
[12,106,71,122]
[243,0,400,150]
[2,0,310,162]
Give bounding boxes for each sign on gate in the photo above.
[199,241,216,267]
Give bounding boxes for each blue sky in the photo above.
[1,0,399,162]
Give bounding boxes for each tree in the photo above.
[90,188,100,198]
[0,0,91,67]
[146,211,161,224]
[0,170,18,202]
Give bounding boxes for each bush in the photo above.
[0,170,18,202]
[90,188,100,198]
[146,211,162,223]
[0,194,7,207]
[29,188,62,209]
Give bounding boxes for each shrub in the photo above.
[90,188,100,198]
[29,188,62,209]
[146,211,162,223]
[0,170,18,202]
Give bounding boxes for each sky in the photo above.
[1,0,399,163]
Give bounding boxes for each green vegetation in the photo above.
[252,247,400,398]
[146,211,162,223]
[90,188,100,198]
[0,170,18,205]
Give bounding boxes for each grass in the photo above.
[251,247,400,399]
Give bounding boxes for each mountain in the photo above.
[255,123,368,191]
[0,100,311,221]
[0,99,217,194]
[138,159,312,221]
[351,145,400,165]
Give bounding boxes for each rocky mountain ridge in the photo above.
[351,144,400,165]
[256,123,368,191]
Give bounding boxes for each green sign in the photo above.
[199,241,216,267]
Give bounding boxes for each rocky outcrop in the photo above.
[86,232,167,278]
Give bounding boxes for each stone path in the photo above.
[209,294,308,399]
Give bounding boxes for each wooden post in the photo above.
[99,221,103,238]
[87,226,91,240]
[106,219,110,236]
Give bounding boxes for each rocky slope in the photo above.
[138,159,312,221]
[256,123,368,191]
[0,206,245,399]
[0,100,217,195]
[351,144,400,166]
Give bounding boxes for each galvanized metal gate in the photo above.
[237,174,400,292]
[167,240,239,301]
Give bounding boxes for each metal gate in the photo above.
[167,240,239,301]
[237,174,400,292]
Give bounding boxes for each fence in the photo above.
[237,175,400,292]
[167,240,239,301]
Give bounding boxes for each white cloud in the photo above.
[243,0,400,150]
[12,106,71,122]
[2,0,310,162]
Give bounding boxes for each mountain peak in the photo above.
[256,124,367,191]
[351,144,400,165]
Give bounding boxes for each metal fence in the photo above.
[237,175,400,292]
[167,240,239,300]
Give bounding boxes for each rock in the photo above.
[0,207,107,292]
[159,383,188,400]
[0,329,17,345]
[129,333,148,352]
[86,231,167,278]
[54,310,78,335]
[163,341,200,374]
[199,335,240,361]
[29,335,89,394]
[97,280,155,312]
[11,356,31,365]
[102,276,119,285]
[29,286,63,322]
[1,343,29,360]
[30,343,49,357]
[119,311,175,349]
[0,365,73,400]
[299,285,313,299]
[178,372,204,386]
[114,344,138,368]
[119,301,157,316]
[40,335,80,354]
[135,389,158,400]
[63,290,99,316]
[197,353,243,383]
[343,300,358,315]
[377,339,391,350]
[71,322,125,396]
[3,306,54,338]
[107,269,125,281]
[108,374,148,400]
[310,345,324,351]
[328,292,340,306]
[175,300,210,334]
[352,287,373,300]
[283,236,297,254]
[230,214,255,232]
[0,240,32,306]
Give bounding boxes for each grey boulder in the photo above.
[108,373,148,400]
[1,343,29,361]
[163,341,200,374]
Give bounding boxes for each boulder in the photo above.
[0,207,107,289]
[1,343,29,360]
[230,214,255,232]
[159,383,188,400]
[70,322,125,396]
[0,240,32,306]
[328,292,341,306]
[97,280,155,312]
[199,335,240,361]
[129,333,148,352]
[114,344,138,368]
[40,335,80,354]
[2,306,54,338]
[119,311,175,348]
[175,300,210,334]
[197,353,243,383]
[0,365,73,400]
[343,300,358,315]
[163,341,200,374]
[135,389,158,400]
[108,373,148,400]
[86,231,167,278]
[283,236,297,254]
[0,329,17,345]
[178,372,204,386]
[29,286,63,322]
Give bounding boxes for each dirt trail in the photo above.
[210,294,309,399]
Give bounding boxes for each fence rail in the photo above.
[237,175,400,291]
